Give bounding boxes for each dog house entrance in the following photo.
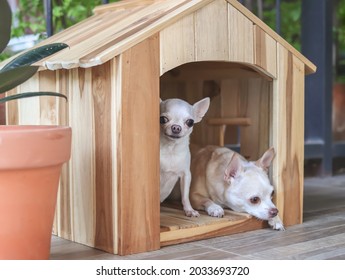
[159,61,273,246]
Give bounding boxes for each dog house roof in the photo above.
[10,0,317,74]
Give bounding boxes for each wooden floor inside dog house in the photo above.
[159,61,272,247]
[160,202,266,247]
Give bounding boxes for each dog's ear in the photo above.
[224,154,243,182]
[193,97,210,123]
[160,98,163,103]
[256,147,275,172]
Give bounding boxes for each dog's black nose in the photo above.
[269,208,278,218]
[171,125,182,134]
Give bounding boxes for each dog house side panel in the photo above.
[117,34,160,255]
[271,44,305,226]
[7,63,120,253]
[92,61,118,253]
[55,62,118,253]
[59,68,91,248]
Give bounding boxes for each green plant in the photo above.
[11,0,120,38]
[262,0,301,51]
[0,0,68,104]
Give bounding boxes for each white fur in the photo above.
[160,98,210,217]
[190,146,285,230]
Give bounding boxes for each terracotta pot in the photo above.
[0,125,71,259]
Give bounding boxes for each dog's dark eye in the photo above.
[186,119,194,127]
[160,116,169,124]
[250,196,261,204]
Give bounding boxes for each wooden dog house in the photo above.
[3,0,316,255]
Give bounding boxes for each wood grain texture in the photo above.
[240,78,271,160]
[160,13,195,75]
[226,0,316,75]
[5,88,19,125]
[39,70,58,124]
[195,0,229,61]
[53,62,118,254]
[93,0,165,14]
[254,25,277,78]
[17,73,40,125]
[68,67,96,246]
[160,207,266,247]
[91,62,115,253]
[271,44,305,226]
[228,3,254,64]
[117,34,160,255]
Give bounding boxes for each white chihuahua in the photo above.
[160,97,210,217]
[190,146,285,230]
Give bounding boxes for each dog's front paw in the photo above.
[206,204,224,218]
[185,209,200,217]
[268,217,285,231]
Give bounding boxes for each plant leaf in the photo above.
[0,92,67,103]
[0,0,12,53]
[1,43,69,72]
[0,66,39,93]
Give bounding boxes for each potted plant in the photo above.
[0,0,71,259]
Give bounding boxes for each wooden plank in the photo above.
[219,79,241,146]
[17,74,40,125]
[38,70,58,125]
[240,78,271,160]
[160,13,195,75]
[195,0,229,61]
[271,44,305,226]
[79,0,212,68]
[254,25,277,78]
[44,8,146,70]
[54,69,72,240]
[68,68,96,247]
[226,0,316,75]
[80,0,214,68]
[1,0,213,71]
[117,34,160,255]
[159,203,264,247]
[228,4,254,64]
[5,88,19,125]
[111,58,120,254]
[91,61,115,253]
[94,0,166,14]
[161,215,266,247]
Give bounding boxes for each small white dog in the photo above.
[160,97,210,217]
[190,146,285,230]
